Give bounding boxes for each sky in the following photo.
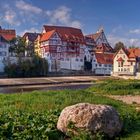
[1,0,140,47]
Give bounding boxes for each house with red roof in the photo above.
[0,26,16,72]
[40,25,87,72]
[84,28,114,75]
[92,52,114,75]
[113,47,140,75]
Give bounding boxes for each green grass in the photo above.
[0,80,140,139]
[87,79,140,95]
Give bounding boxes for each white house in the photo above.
[40,25,88,72]
[0,27,16,72]
[92,52,113,75]
[113,48,140,76]
[86,28,114,75]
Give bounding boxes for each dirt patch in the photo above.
[108,95,140,105]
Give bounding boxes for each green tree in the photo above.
[4,55,48,78]
[114,42,125,52]
[9,36,26,63]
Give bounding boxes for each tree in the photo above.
[9,36,26,63]
[114,42,125,52]
[4,55,48,78]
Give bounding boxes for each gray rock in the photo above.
[57,103,122,138]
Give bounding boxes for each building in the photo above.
[113,48,140,76]
[0,26,16,72]
[34,34,42,57]
[40,25,87,72]
[92,53,114,75]
[85,27,110,46]
[86,28,114,75]
[23,32,40,56]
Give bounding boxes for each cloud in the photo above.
[3,4,21,26]
[107,34,140,47]
[47,6,82,28]
[0,0,83,35]
[15,0,42,14]
[129,29,140,34]
[20,27,41,36]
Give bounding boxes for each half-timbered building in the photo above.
[40,25,87,72]
[0,26,16,72]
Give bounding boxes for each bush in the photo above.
[4,56,48,78]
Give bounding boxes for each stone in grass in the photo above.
[57,103,122,138]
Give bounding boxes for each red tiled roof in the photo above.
[96,43,114,53]
[43,25,85,43]
[0,29,16,41]
[128,48,140,57]
[86,32,101,41]
[117,57,124,62]
[95,53,113,64]
[84,36,96,46]
[40,30,56,42]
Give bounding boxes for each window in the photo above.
[131,62,133,65]
[99,64,102,67]
[80,59,83,62]
[121,62,124,67]
[0,51,6,56]
[118,62,120,67]
[118,62,124,67]
[76,58,79,61]
[118,69,120,72]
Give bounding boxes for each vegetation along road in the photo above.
[0,78,139,139]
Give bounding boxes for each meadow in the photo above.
[0,79,140,139]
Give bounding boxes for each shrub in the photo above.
[4,56,48,78]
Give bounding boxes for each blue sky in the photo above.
[1,0,140,47]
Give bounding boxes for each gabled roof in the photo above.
[96,43,114,53]
[0,29,16,41]
[23,32,40,42]
[86,32,102,41]
[43,25,85,43]
[84,36,96,46]
[95,53,114,64]
[40,30,56,42]
[114,47,129,59]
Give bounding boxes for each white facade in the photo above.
[40,31,88,72]
[92,54,113,75]
[113,48,136,75]
[0,42,10,72]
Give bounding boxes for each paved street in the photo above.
[0,76,110,87]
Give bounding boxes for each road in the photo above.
[0,76,110,94]
[0,82,93,94]
[0,76,110,87]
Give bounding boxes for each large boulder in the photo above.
[57,103,122,138]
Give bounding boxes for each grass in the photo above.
[87,79,140,95]
[0,79,140,139]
